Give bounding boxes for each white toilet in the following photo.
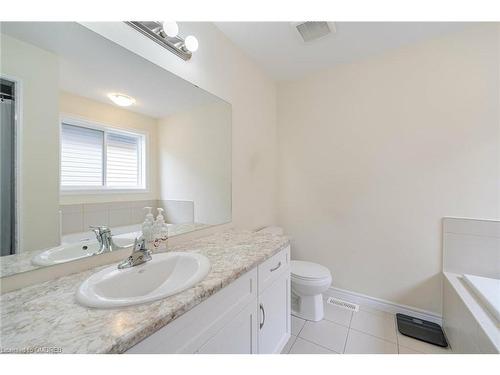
[291,260,332,321]
[256,227,332,321]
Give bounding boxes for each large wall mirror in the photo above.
[0,22,232,278]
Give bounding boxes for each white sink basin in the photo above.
[76,252,210,308]
[31,238,135,266]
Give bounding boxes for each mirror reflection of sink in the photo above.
[31,237,135,266]
[76,252,211,308]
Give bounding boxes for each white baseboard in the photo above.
[324,286,443,325]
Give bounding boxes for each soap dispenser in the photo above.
[144,206,154,224]
[142,207,154,250]
[159,208,169,242]
[160,220,169,243]
[153,208,167,249]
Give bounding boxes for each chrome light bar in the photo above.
[125,21,192,61]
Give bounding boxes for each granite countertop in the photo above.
[0,222,210,278]
[0,230,289,354]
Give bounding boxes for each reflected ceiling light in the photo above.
[184,35,199,52]
[125,21,199,61]
[107,93,136,107]
[161,21,178,37]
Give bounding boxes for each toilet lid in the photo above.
[291,260,331,280]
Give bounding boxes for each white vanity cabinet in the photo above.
[257,247,291,353]
[126,246,291,354]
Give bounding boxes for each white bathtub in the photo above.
[442,217,500,353]
[462,274,500,323]
[443,272,499,353]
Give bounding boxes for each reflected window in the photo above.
[60,120,146,191]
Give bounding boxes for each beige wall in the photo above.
[59,91,160,204]
[158,102,232,224]
[83,22,277,231]
[0,34,60,253]
[277,25,500,314]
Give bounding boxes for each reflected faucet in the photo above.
[89,226,127,254]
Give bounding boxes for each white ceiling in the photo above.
[214,22,472,81]
[2,22,222,118]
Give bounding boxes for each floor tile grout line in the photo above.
[348,310,354,328]
[358,306,395,320]
[286,335,298,354]
[349,307,398,344]
[293,307,449,355]
[342,328,351,353]
[300,317,353,337]
[398,344,425,354]
[396,337,452,355]
[298,319,348,353]
[349,327,398,345]
[294,307,408,354]
[394,316,400,354]
[296,319,306,336]
[294,335,340,354]
[322,316,352,328]
[342,310,355,353]
[291,317,444,355]
[322,300,355,327]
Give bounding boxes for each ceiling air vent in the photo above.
[292,22,336,43]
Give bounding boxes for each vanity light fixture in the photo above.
[184,35,199,52]
[162,21,179,38]
[107,93,136,107]
[125,21,199,61]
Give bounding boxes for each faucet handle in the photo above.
[133,237,147,252]
[89,225,110,234]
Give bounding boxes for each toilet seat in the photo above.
[291,260,331,281]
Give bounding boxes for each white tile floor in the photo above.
[282,301,453,354]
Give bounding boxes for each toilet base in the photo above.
[291,292,324,321]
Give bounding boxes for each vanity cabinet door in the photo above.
[197,300,258,354]
[127,269,257,354]
[258,270,291,353]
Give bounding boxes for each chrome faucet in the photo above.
[118,237,152,269]
[89,226,127,254]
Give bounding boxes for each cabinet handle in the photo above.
[270,261,281,272]
[259,303,265,329]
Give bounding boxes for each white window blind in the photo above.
[106,132,141,187]
[61,124,104,187]
[60,121,145,191]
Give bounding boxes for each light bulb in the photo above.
[161,21,178,38]
[107,93,136,107]
[184,35,199,52]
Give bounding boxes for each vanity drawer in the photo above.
[258,246,290,292]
